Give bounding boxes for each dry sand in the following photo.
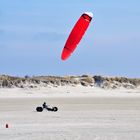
[0,86,140,140]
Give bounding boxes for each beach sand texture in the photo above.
[0,87,140,140]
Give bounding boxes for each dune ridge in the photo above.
[0,74,140,89]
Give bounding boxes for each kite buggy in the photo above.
[36,102,58,112]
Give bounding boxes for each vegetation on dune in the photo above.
[0,74,140,89]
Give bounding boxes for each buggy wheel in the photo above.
[53,107,58,112]
[36,106,43,112]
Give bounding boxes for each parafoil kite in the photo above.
[61,12,93,60]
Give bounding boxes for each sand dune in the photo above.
[0,75,140,89]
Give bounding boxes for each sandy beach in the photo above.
[1,0,140,139]
[0,86,140,140]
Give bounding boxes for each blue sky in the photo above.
[0,0,140,77]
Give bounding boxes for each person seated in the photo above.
[42,102,48,108]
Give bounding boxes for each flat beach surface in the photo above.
[0,87,140,140]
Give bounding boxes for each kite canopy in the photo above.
[61,12,93,60]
